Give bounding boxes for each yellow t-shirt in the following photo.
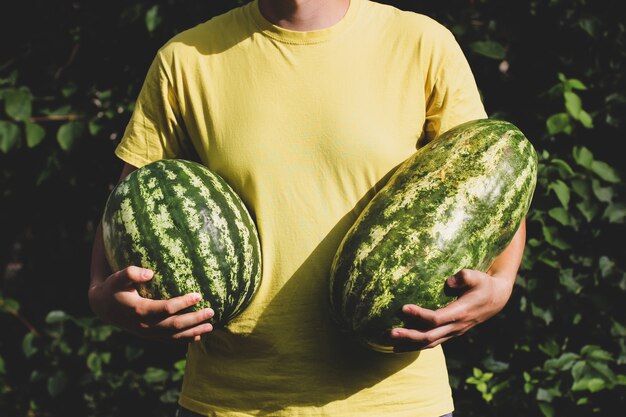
[115,1,487,416]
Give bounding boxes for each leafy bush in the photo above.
[1,1,624,416]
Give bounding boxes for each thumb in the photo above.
[112,266,154,288]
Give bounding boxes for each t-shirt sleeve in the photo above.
[114,50,190,168]
[422,26,487,143]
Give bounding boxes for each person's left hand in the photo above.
[389,268,514,353]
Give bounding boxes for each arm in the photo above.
[390,218,526,352]
[88,163,214,343]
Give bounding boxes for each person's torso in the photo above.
[156,1,470,415]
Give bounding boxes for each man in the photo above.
[89,0,526,416]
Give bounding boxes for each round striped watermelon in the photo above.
[101,159,262,326]
[329,119,538,352]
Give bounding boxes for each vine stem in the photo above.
[29,115,83,122]
[6,309,41,337]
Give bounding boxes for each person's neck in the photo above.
[258,0,351,31]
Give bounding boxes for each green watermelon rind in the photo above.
[101,159,262,327]
[329,119,538,352]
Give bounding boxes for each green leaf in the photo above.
[572,314,584,325]
[578,110,593,128]
[22,332,37,358]
[536,388,554,402]
[567,78,587,91]
[581,345,613,361]
[174,359,187,372]
[592,180,613,203]
[143,367,169,384]
[538,339,560,357]
[603,203,626,223]
[599,256,615,278]
[547,82,564,97]
[548,207,570,226]
[610,320,626,337]
[538,402,554,417]
[560,269,583,294]
[56,121,85,151]
[578,17,602,38]
[551,158,575,176]
[4,87,32,121]
[88,119,102,136]
[0,71,18,86]
[0,120,20,153]
[564,91,582,118]
[573,146,594,168]
[531,302,554,325]
[45,310,68,324]
[546,113,572,135]
[160,389,180,404]
[0,355,5,374]
[43,105,72,116]
[549,180,570,208]
[470,41,506,59]
[87,352,111,377]
[72,316,94,328]
[482,357,510,373]
[542,225,571,250]
[145,5,162,33]
[586,361,617,384]
[572,377,606,392]
[47,371,68,397]
[577,199,599,222]
[545,352,579,372]
[125,345,144,361]
[590,160,620,183]
[61,83,77,98]
[571,179,591,199]
[0,297,20,312]
[25,122,45,148]
[90,325,115,341]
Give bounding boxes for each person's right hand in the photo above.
[88,266,214,343]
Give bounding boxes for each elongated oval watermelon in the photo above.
[329,119,537,352]
[101,159,262,326]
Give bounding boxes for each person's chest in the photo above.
[175,36,428,204]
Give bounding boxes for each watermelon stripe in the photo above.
[174,162,232,321]
[188,163,257,320]
[136,164,193,301]
[192,161,262,321]
[187,166,238,279]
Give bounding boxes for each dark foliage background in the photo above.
[1,1,624,416]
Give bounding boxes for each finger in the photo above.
[390,323,461,352]
[422,335,455,350]
[112,266,154,289]
[135,292,204,319]
[155,307,214,332]
[404,299,471,328]
[393,334,456,353]
[163,293,205,315]
[401,304,442,328]
[390,322,457,343]
[171,323,214,342]
[447,269,485,289]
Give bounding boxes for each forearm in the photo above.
[486,218,526,289]
[90,162,137,291]
[89,223,112,291]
